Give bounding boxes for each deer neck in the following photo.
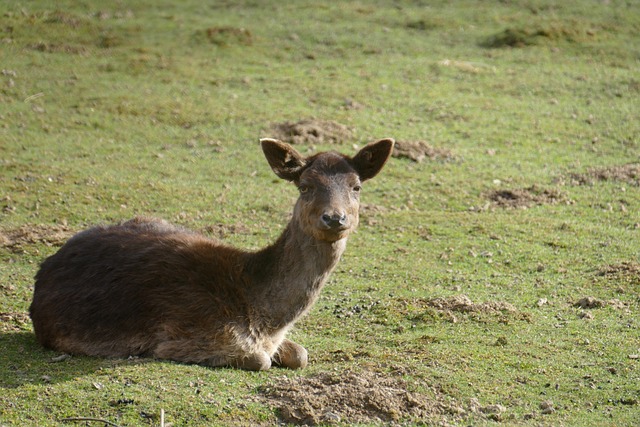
[246,216,347,330]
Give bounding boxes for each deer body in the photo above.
[29,138,393,370]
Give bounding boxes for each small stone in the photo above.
[50,354,71,363]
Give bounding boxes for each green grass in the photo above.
[1,0,639,425]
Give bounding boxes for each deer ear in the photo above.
[260,138,307,181]
[351,138,395,181]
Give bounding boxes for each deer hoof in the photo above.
[235,351,272,371]
[275,339,308,369]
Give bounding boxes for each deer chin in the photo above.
[310,227,354,243]
[314,214,359,243]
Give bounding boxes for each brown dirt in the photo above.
[267,119,354,145]
[574,296,607,309]
[0,224,74,253]
[596,262,640,283]
[574,296,629,311]
[257,369,453,425]
[359,203,388,226]
[425,294,517,314]
[392,140,455,163]
[598,262,640,275]
[396,294,529,324]
[487,185,570,209]
[482,24,595,48]
[569,163,640,186]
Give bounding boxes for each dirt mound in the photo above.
[258,369,450,425]
[570,164,640,186]
[0,224,74,252]
[482,24,595,48]
[595,262,640,287]
[487,185,570,209]
[392,140,455,163]
[399,294,529,324]
[597,262,640,276]
[574,296,607,309]
[574,296,629,311]
[426,294,516,314]
[267,119,353,145]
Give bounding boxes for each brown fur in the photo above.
[29,138,394,370]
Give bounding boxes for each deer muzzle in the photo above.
[321,212,348,230]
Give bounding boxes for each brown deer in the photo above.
[29,138,394,370]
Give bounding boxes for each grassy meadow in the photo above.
[1,0,639,425]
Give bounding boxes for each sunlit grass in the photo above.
[1,0,638,425]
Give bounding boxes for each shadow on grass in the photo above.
[0,331,154,389]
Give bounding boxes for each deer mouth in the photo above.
[316,230,351,242]
[313,222,355,242]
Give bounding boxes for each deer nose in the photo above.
[321,212,347,229]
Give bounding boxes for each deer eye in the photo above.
[299,184,310,194]
[353,185,362,192]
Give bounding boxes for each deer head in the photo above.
[261,138,394,242]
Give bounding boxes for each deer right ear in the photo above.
[260,138,307,181]
[351,138,395,181]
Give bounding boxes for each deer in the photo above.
[29,138,394,371]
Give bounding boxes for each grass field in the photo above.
[1,0,639,425]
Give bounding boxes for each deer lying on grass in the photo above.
[30,138,394,370]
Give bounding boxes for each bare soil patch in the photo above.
[487,185,570,209]
[392,140,455,163]
[0,224,74,253]
[595,262,640,287]
[359,203,388,226]
[267,119,353,145]
[574,296,607,309]
[327,294,528,325]
[398,294,529,324]
[426,294,517,314]
[574,296,629,311]
[482,24,596,48]
[569,163,640,186]
[257,369,452,425]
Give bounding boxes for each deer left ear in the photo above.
[351,138,395,181]
[261,138,307,181]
